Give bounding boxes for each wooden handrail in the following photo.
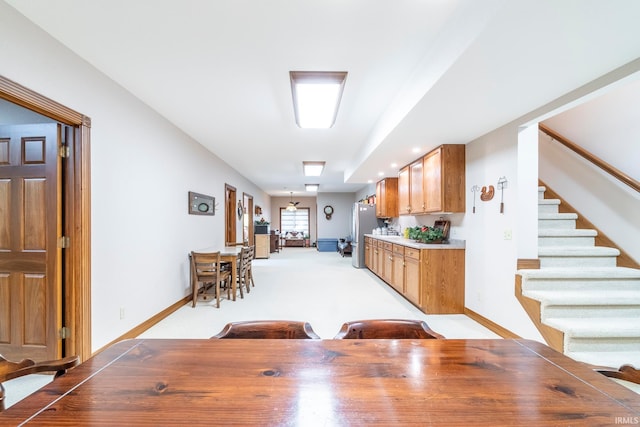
[539,123,640,193]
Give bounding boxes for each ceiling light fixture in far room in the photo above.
[305,184,319,192]
[286,192,299,212]
[303,161,325,177]
[290,71,347,129]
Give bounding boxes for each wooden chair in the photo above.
[190,251,232,308]
[246,245,256,288]
[333,319,445,339]
[1,354,79,412]
[594,364,640,384]
[211,320,321,339]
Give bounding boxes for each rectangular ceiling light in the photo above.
[305,184,319,192]
[290,71,347,128]
[303,161,325,177]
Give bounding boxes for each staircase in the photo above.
[517,186,640,368]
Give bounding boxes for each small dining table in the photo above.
[3,338,639,425]
[191,245,243,301]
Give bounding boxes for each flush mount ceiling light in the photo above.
[305,184,319,192]
[303,161,325,177]
[290,71,347,128]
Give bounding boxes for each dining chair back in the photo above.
[1,354,79,412]
[211,320,321,339]
[595,364,640,384]
[246,245,256,288]
[333,319,445,339]
[190,251,232,308]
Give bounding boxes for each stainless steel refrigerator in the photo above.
[351,203,379,268]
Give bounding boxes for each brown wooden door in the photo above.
[0,124,61,361]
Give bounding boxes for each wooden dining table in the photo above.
[3,338,639,426]
[191,246,243,301]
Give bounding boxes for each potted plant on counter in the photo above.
[407,226,444,244]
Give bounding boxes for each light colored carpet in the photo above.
[139,247,501,340]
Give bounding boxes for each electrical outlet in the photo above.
[503,229,512,240]
[120,307,125,320]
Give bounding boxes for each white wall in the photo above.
[539,132,640,263]
[0,2,269,351]
[316,193,355,240]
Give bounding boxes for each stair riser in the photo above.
[538,236,595,246]
[538,219,577,229]
[543,306,640,319]
[522,279,640,291]
[538,205,560,214]
[565,337,640,353]
[540,257,618,268]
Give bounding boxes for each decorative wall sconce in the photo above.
[471,185,481,213]
[497,176,508,214]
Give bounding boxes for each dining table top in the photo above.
[3,338,639,426]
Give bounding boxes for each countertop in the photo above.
[364,234,465,249]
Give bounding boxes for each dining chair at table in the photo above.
[246,245,256,289]
[1,354,80,412]
[211,320,321,339]
[190,251,232,308]
[333,319,445,339]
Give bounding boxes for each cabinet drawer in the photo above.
[405,247,421,260]
[392,244,404,256]
[382,241,392,251]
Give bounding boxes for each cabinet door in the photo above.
[255,235,270,259]
[382,244,393,284]
[410,159,424,214]
[375,180,385,217]
[364,239,372,269]
[404,248,421,306]
[423,147,442,212]
[391,245,405,293]
[375,243,385,278]
[398,166,410,215]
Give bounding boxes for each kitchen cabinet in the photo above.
[365,236,465,314]
[255,234,270,259]
[404,247,421,306]
[364,237,373,270]
[375,178,398,218]
[423,145,465,213]
[398,144,465,215]
[381,241,393,284]
[409,159,425,214]
[391,244,405,294]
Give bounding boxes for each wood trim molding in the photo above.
[93,296,191,357]
[1,74,92,362]
[540,180,640,269]
[463,308,520,339]
[517,259,540,270]
[539,123,639,193]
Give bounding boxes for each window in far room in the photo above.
[280,207,309,237]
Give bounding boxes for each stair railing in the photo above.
[539,123,639,193]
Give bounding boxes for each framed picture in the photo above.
[188,191,215,216]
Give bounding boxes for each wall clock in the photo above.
[323,205,334,220]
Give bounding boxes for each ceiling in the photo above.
[5,0,640,196]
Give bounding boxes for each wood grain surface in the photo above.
[3,339,639,426]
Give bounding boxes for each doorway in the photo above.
[0,76,91,361]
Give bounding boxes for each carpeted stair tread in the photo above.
[518,267,640,280]
[544,317,640,337]
[538,246,620,257]
[538,229,597,237]
[566,350,640,369]
[523,289,640,305]
[539,212,578,220]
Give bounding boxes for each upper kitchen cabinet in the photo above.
[398,166,410,215]
[423,145,465,213]
[375,177,398,218]
[398,144,465,215]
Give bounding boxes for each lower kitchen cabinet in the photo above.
[367,236,464,314]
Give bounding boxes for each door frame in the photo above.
[0,75,92,361]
